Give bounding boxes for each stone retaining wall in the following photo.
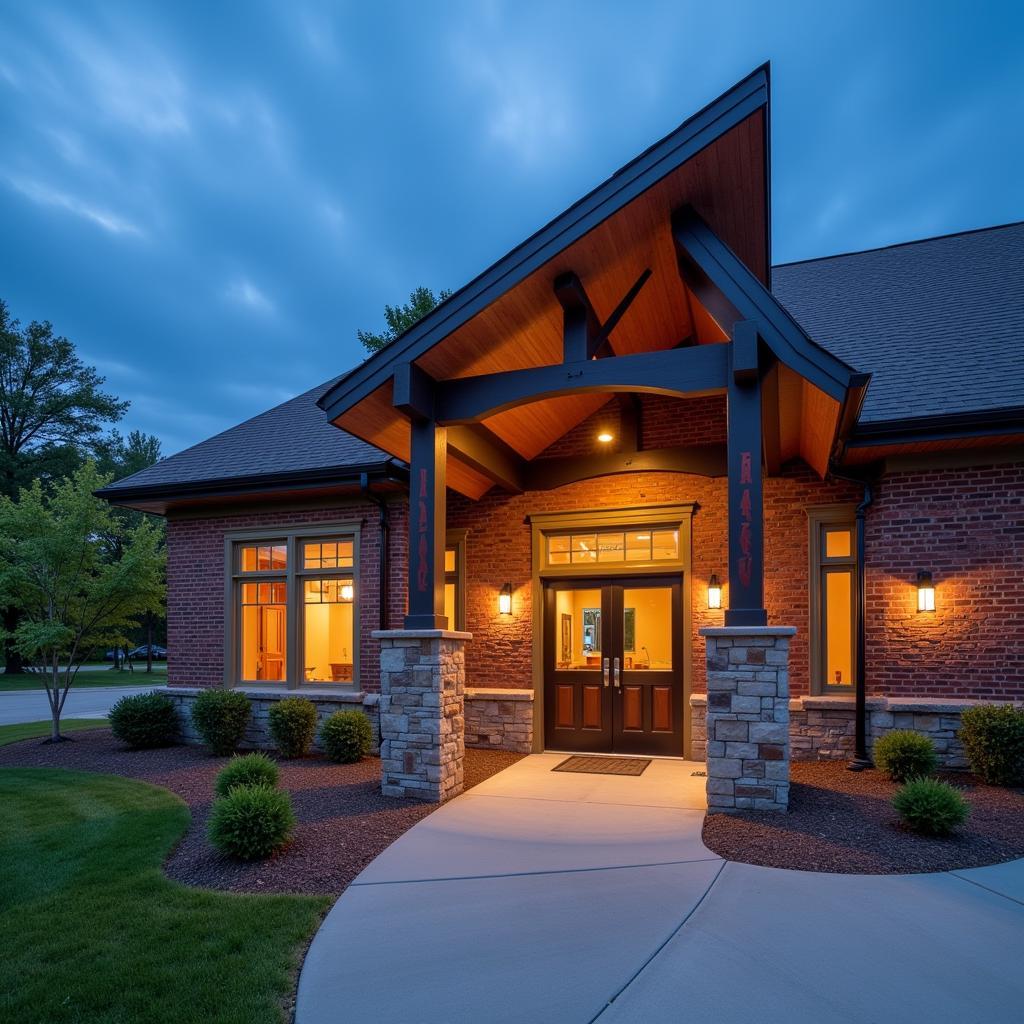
[464,689,533,752]
[156,686,380,754]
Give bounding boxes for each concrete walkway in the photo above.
[297,753,1024,1024]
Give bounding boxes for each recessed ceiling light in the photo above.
[597,431,614,443]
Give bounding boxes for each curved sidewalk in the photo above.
[296,754,1024,1024]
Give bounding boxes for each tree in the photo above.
[0,463,164,741]
[357,286,452,354]
[96,429,166,673]
[1,299,129,672]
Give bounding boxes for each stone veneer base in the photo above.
[464,688,534,753]
[374,629,468,803]
[155,686,380,754]
[701,626,795,813]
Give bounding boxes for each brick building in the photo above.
[101,68,1024,806]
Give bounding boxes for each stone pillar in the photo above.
[700,626,795,812]
[374,629,470,802]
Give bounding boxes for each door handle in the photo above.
[602,658,610,687]
[613,657,621,688]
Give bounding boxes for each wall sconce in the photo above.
[916,571,935,613]
[707,573,722,610]
[498,582,513,616]
[341,583,354,602]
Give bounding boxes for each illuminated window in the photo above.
[809,511,857,693]
[546,528,681,568]
[231,530,359,688]
[444,533,466,630]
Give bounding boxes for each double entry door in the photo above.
[543,577,683,756]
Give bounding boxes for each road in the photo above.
[0,684,158,725]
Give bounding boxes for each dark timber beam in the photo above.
[434,344,728,424]
[673,207,865,401]
[447,424,526,493]
[618,394,641,451]
[554,268,652,362]
[406,414,448,630]
[393,362,435,421]
[761,359,782,476]
[526,444,726,490]
[725,321,767,627]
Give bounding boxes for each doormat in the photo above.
[553,755,652,777]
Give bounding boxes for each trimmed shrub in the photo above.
[268,698,318,759]
[192,689,252,756]
[892,777,970,837]
[873,730,938,783]
[320,710,373,764]
[108,691,179,749]
[208,784,296,860]
[215,752,280,798]
[959,704,1024,786]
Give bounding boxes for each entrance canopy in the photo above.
[319,65,868,499]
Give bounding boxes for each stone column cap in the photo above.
[700,625,797,638]
[372,628,473,641]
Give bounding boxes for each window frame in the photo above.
[224,522,362,690]
[807,505,858,696]
[445,529,467,631]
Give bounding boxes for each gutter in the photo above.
[846,406,1024,451]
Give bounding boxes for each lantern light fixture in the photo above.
[498,582,513,616]
[916,571,935,613]
[707,573,723,610]
[596,431,614,444]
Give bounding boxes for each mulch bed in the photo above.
[702,760,1024,874]
[0,728,523,895]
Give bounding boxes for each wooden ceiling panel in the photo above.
[484,393,610,460]
[799,379,840,477]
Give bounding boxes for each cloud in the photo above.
[7,176,144,236]
[224,277,275,315]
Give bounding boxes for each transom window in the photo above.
[547,528,679,566]
[229,526,359,688]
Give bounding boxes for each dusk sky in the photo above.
[1,1,1022,457]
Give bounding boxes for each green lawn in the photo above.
[0,667,166,691]
[0,719,109,746]
[0,768,329,1024]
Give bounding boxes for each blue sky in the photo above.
[1,1,1022,456]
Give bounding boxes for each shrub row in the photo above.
[208,753,295,860]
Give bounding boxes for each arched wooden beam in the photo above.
[430,344,728,425]
[524,444,726,491]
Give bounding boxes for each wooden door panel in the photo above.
[621,686,644,731]
[581,685,604,730]
[652,686,673,733]
[555,685,574,729]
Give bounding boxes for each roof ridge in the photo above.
[772,220,1024,270]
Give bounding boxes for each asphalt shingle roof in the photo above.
[772,222,1024,423]
[106,375,387,493]
[108,223,1024,496]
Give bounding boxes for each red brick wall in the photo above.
[864,462,1024,701]
[165,500,406,691]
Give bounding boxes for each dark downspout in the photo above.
[360,473,390,632]
[848,481,874,771]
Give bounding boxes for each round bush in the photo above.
[108,692,179,749]
[268,697,318,759]
[208,784,296,860]
[215,752,280,798]
[320,710,373,764]
[873,730,938,783]
[192,689,252,756]
[892,777,970,837]
[959,704,1024,786]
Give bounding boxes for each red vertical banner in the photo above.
[416,467,428,592]
[738,450,752,587]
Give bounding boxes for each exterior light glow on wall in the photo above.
[596,431,614,443]
[916,571,935,613]
[498,582,513,616]
[707,573,723,610]
[341,583,354,602]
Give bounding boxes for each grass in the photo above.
[0,667,166,691]
[0,768,330,1024]
[0,719,109,746]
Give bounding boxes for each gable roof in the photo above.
[100,227,1024,510]
[772,221,1024,425]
